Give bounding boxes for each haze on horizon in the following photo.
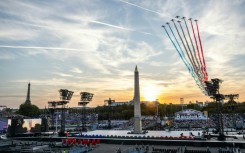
[0,0,245,109]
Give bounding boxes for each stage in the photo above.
[81,130,200,137]
[80,130,244,139]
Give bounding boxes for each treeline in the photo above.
[91,102,245,120]
[24,101,245,119]
[202,101,245,113]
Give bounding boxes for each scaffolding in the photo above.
[48,89,73,136]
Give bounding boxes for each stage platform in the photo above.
[13,130,245,148]
[80,130,244,140]
[82,130,201,137]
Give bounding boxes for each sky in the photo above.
[0,0,245,109]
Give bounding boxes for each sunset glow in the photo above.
[0,0,244,108]
[142,83,162,101]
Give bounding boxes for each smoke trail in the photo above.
[162,17,208,94]
[89,20,153,35]
[177,19,208,91]
[195,20,208,81]
[162,26,191,73]
[177,20,198,73]
[182,17,206,89]
[189,19,205,81]
[171,20,196,75]
[6,19,153,36]
[167,23,205,91]
[166,23,193,74]
[182,17,201,72]
[118,0,163,16]
[170,21,206,92]
[0,45,88,52]
[163,25,204,92]
[117,0,176,21]
[177,19,206,88]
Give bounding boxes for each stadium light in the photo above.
[78,92,94,131]
[78,92,93,106]
[59,89,74,101]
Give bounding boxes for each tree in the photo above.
[17,103,40,117]
[202,102,216,113]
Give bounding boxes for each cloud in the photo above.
[0,28,37,41]
[0,51,15,60]
[0,0,245,108]
[71,68,83,74]
[53,72,73,77]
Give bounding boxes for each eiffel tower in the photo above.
[25,82,31,104]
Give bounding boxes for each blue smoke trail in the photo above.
[162,25,205,93]
[168,22,206,93]
[167,24,193,74]
[162,26,191,72]
[166,24,205,92]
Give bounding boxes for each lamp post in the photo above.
[180,98,184,111]
[78,92,93,131]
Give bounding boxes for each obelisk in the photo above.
[133,65,142,134]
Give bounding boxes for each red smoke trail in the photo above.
[195,20,208,81]
[189,19,205,81]
[172,20,195,72]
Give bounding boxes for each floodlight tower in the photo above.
[225,94,239,103]
[48,89,74,136]
[47,101,57,130]
[205,78,225,141]
[59,89,74,135]
[78,92,93,131]
[104,98,115,129]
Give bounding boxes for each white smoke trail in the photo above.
[6,19,153,36]
[118,0,163,16]
[118,0,173,20]
[0,45,88,52]
[89,20,153,35]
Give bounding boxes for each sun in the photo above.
[141,83,161,101]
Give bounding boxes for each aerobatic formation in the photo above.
[162,16,209,95]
